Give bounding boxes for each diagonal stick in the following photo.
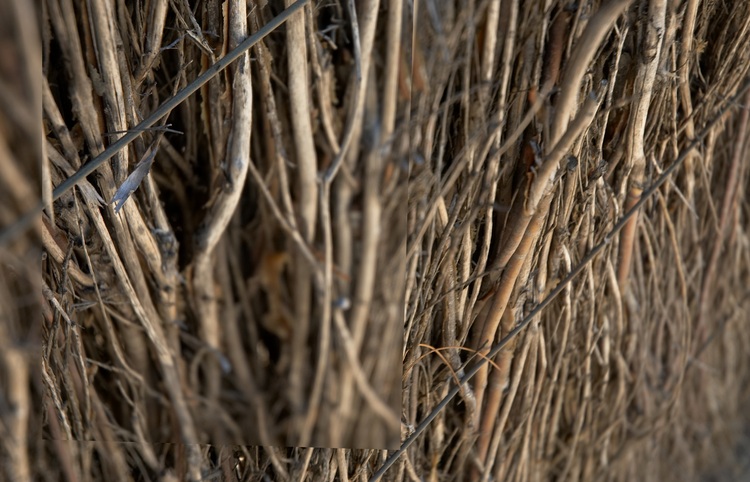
[0,0,309,246]
[369,78,750,482]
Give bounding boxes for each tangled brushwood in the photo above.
[1,0,750,480]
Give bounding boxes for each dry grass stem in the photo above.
[2,0,748,480]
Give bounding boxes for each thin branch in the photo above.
[0,0,310,246]
[368,78,750,482]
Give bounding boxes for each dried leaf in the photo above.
[111,146,158,213]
